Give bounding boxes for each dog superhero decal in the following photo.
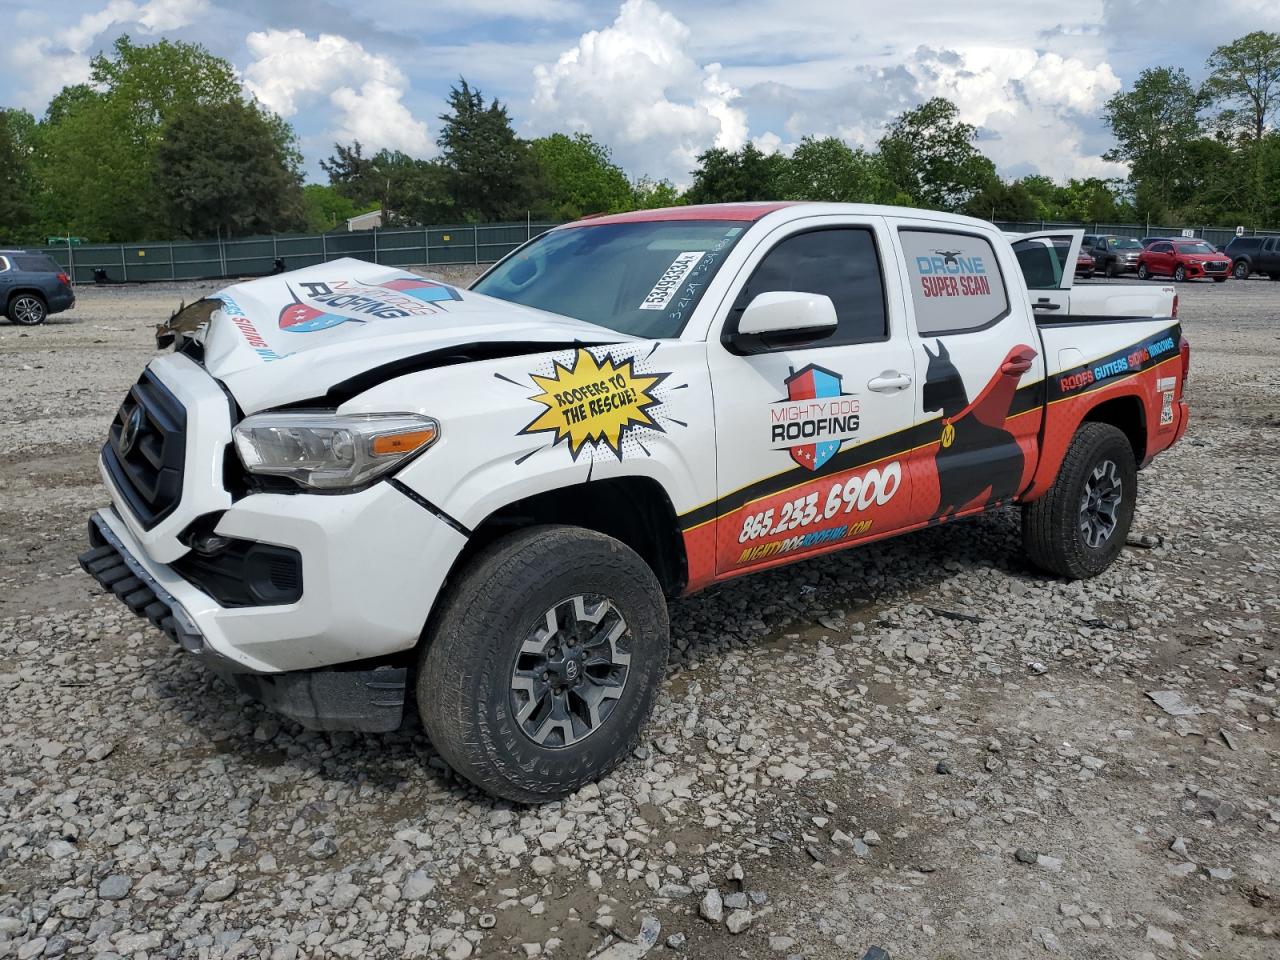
[922,340,1036,520]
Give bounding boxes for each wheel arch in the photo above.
[434,475,688,609]
[1081,394,1147,466]
[5,287,48,312]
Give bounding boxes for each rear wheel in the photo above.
[1173,265,1187,282]
[1233,260,1250,279]
[1022,423,1137,580]
[6,293,47,325]
[418,525,670,803]
[1137,263,1150,280]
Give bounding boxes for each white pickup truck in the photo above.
[1007,229,1177,319]
[81,202,1189,802]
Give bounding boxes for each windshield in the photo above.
[1110,238,1142,250]
[1175,241,1217,255]
[473,219,747,338]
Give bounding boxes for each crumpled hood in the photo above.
[196,258,629,413]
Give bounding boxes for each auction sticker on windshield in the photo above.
[640,251,707,310]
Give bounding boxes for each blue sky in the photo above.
[6,0,1279,186]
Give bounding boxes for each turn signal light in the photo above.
[371,427,438,457]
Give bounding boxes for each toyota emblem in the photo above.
[119,406,145,455]
[565,659,580,682]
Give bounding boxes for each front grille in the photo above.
[1204,262,1227,273]
[103,371,186,529]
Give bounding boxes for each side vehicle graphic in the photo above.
[80,203,1191,803]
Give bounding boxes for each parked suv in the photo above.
[0,251,75,324]
[1223,236,1280,280]
[1081,235,1144,276]
[1138,240,1232,282]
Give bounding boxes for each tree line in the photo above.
[1,31,1278,246]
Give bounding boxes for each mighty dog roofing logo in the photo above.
[278,277,462,332]
[769,364,861,471]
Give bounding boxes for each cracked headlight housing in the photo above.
[233,412,439,490]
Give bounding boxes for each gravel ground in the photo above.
[1,273,1278,960]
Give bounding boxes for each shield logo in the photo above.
[783,364,844,471]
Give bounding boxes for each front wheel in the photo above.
[1137,263,1150,280]
[1022,423,1137,580]
[1173,265,1187,282]
[418,525,670,803]
[7,294,47,325]
[1233,260,1250,279]
[1105,260,1118,278]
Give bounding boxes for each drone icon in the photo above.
[933,249,963,266]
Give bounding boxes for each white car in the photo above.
[82,202,1190,802]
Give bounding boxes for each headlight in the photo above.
[233,412,439,490]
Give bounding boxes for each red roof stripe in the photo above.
[557,201,803,229]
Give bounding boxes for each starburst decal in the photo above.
[520,348,668,460]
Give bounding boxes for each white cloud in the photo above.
[243,29,432,156]
[529,0,748,184]
[11,0,209,111]
[908,46,1125,180]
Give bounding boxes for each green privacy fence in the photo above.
[993,220,1280,247]
[38,221,560,284]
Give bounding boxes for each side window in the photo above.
[731,227,888,346]
[899,229,1010,335]
[1011,236,1071,290]
[1152,242,1172,253]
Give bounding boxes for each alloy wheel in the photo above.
[509,595,631,747]
[1079,460,1123,549]
[9,296,45,325]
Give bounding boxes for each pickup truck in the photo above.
[80,202,1190,802]
[1007,229,1177,318]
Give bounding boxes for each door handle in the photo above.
[1032,298,1061,310]
[867,371,912,393]
[1001,356,1034,375]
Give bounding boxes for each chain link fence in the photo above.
[993,219,1280,246]
[38,220,560,284]
[37,217,1280,284]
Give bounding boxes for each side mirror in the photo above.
[725,291,838,356]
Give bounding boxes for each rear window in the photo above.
[13,254,61,273]
[900,229,1009,335]
[1228,238,1261,251]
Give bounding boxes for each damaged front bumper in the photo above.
[79,511,409,733]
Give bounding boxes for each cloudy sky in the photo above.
[6,0,1280,186]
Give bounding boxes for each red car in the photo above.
[1137,239,1231,282]
[1075,251,1095,278]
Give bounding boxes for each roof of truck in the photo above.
[559,202,802,228]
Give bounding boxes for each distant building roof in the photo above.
[346,209,384,231]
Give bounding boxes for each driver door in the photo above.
[704,217,918,578]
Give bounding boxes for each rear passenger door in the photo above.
[892,222,1045,524]
[705,217,918,576]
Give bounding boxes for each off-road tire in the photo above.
[6,293,47,325]
[1022,423,1137,580]
[418,525,669,803]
